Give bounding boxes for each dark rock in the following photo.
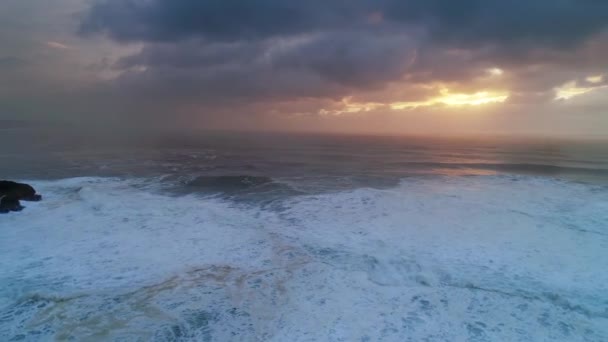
[24,193,42,201]
[0,180,42,214]
[0,195,23,213]
[0,181,41,201]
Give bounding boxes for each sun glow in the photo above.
[486,67,504,76]
[318,88,509,116]
[390,89,509,109]
[319,97,383,116]
[554,81,607,100]
[586,75,604,84]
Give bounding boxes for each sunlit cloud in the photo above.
[46,41,71,50]
[390,89,509,109]
[486,67,504,76]
[319,97,384,116]
[318,88,510,116]
[586,75,604,84]
[554,81,607,100]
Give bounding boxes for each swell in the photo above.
[162,175,307,202]
[185,175,274,191]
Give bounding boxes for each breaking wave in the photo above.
[1,176,607,341]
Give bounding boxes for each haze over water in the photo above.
[3,128,608,184]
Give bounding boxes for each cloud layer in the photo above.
[2,0,608,135]
[82,1,608,45]
[80,0,608,104]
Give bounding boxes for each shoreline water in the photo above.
[1,174,607,341]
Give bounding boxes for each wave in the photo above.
[169,175,308,204]
[184,175,274,191]
[1,176,607,341]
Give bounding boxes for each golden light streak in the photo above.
[319,97,384,116]
[554,81,607,100]
[390,89,509,109]
[586,75,604,84]
[319,88,510,115]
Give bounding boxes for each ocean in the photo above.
[1,129,607,341]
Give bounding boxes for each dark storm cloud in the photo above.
[80,0,371,42]
[83,0,608,82]
[112,58,342,103]
[116,40,266,69]
[271,31,416,88]
[384,0,608,47]
[82,0,608,47]
[75,0,608,117]
[116,31,417,90]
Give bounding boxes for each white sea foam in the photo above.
[1,176,607,341]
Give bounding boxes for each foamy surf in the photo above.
[1,176,607,341]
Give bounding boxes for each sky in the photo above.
[1,0,608,137]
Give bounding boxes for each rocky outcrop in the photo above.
[0,181,42,214]
[0,195,23,213]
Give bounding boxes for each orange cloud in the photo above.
[391,89,509,109]
[317,87,510,116]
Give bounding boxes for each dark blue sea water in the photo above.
[3,128,608,187]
